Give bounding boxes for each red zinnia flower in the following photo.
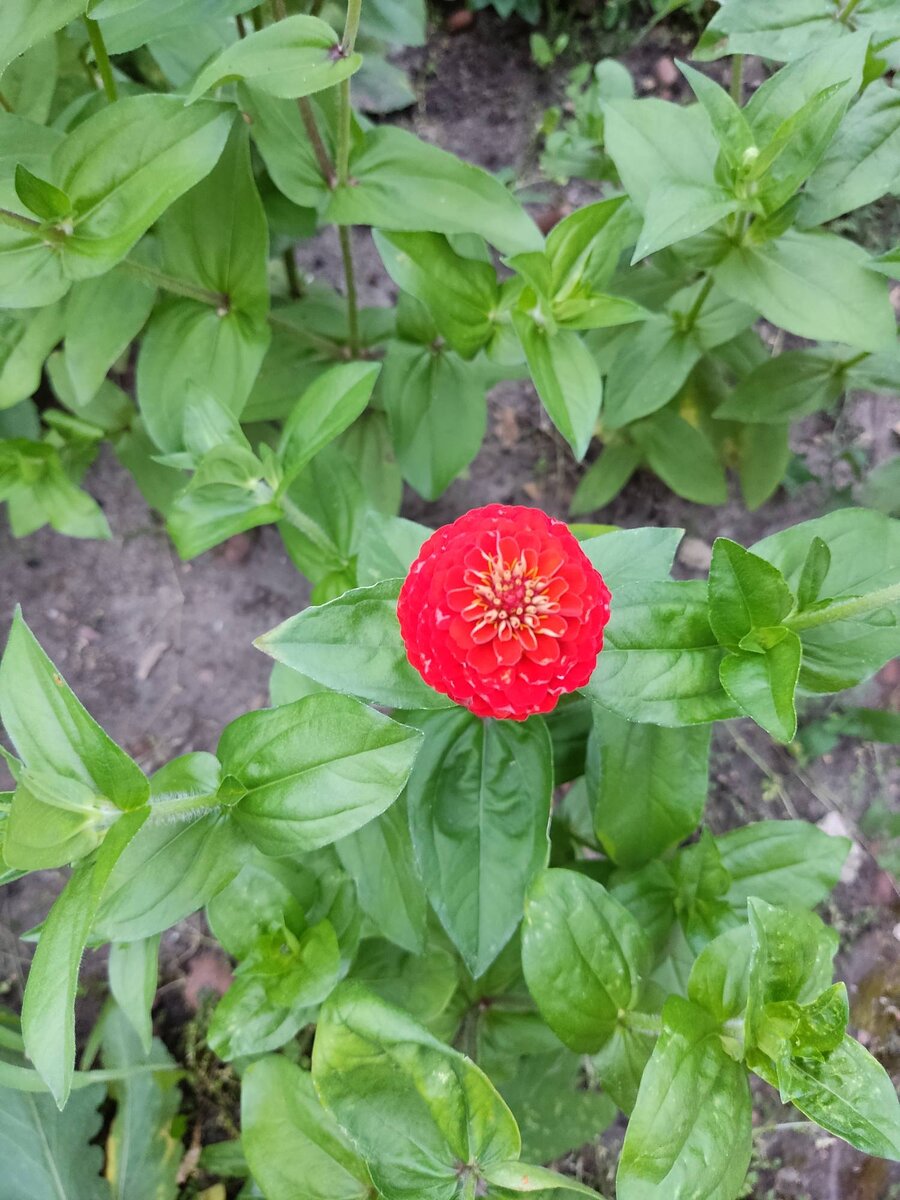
[397,504,611,720]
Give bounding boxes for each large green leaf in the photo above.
[603,99,718,209]
[513,315,602,460]
[800,80,900,226]
[579,526,682,588]
[313,983,521,1200]
[22,808,149,1107]
[586,581,738,726]
[336,798,428,954]
[0,1081,107,1200]
[375,231,499,359]
[716,820,849,911]
[59,96,232,275]
[630,410,727,506]
[751,508,900,692]
[62,269,156,408]
[206,848,319,958]
[589,709,710,867]
[256,580,451,710]
[695,0,856,62]
[102,1006,182,1200]
[221,694,422,857]
[714,230,895,352]
[0,0,86,77]
[522,868,651,1052]
[406,708,553,977]
[242,1056,373,1200]
[0,304,67,410]
[602,316,702,429]
[186,15,361,103]
[278,361,380,490]
[0,610,148,809]
[325,126,543,256]
[708,537,795,649]
[383,341,487,499]
[715,349,844,423]
[617,996,752,1200]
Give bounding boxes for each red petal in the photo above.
[447,587,475,612]
[468,642,499,675]
[527,634,560,664]
[495,638,523,666]
[539,613,567,638]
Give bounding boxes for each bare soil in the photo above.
[1,11,898,1198]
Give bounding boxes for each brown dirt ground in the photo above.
[1,11,899,1198]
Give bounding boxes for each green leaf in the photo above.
[0,36,58,125]
[586,580,738,726]
[0,1082,107,1200]
[708,537,795,649]
[102,1005,182,1200]
[22,807,149,1107]
[745,898,839,1057]
[108,935,160,1057]
[257,579,451,710]
[736,421,792,511]
[0,610,149,809]
[313,982,521,1200]
[186,15,361,103]
[375,231,499,359]
[578,528,681,588]
[714,231,895,352]
[522,868,651,1053]
[221,694,421,858]
[545,196,632,297]
[695,0,856,63]
[688,925,753,1023]
[751,508,900,692]
[62,269,156,408]
[633,183,739,264]
[801,80,900,225]
[336,798,427,954]
[616,996,752,1200]
[602,317,702,429]
[3,768,118,870]
[352,941,457,1032]
[241,85,332,210]
[208,919,341,1058]
[58,95,233,276]
[603,99,719,209]
[278,443,368,590]
[630,410,728,506]
[242,1056,373,1200]
[325,126,543,256]
[166,445,282,558]
[0,304,66,411]
[484,1161,601,1196]
[513,315,602,460]
[588,708,710,867]
[383,341,488,499]
[0,0,87,77]
[671,830,734,951]
[14,164,71,223]
[206,847,318,958]
[774,1034,900,1160]
[356,510,428,587]
[717,819,849,911]
[92,753,245,942]
[593,1022,657,1116]
[95,0,256,53]
[720,632,802,742]
[279,361,381,490]
[494,1052,616,1163]
[715,349,844,423]
[570,443,642,514]
[406,708,553,977]
[678,59,754,168]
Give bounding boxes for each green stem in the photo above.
[235,12,248,36]
[0,92,11,113]
[840,350,869,372]
[118,257,229,310]
[337,224,360,356]
[280,494,348,556]
[297,97,337,188]
[283,246,303,298]
[620,1010,662,1036]
[785,582,900,633]
[730,53,743,106]
[83,17,118,103]
[838,0,863,23]
[0,207,52,237]
[251,5,265,30]
[684,274,714,330]
[148,792,219,821]
[342,0,363,53]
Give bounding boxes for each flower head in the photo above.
[398,504,611,720]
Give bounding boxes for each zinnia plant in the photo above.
[1,505,899,1198]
